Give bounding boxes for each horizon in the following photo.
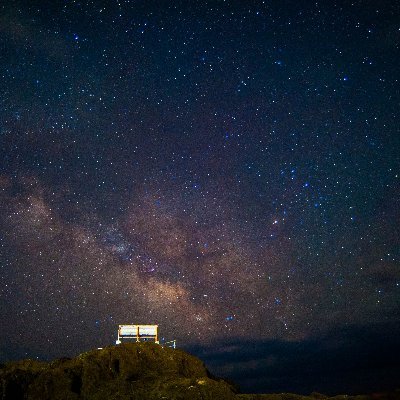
[2,321,399,395]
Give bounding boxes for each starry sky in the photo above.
[0,0,399,394]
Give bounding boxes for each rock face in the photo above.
[0,342,237,400]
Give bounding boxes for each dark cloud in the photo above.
[189,322,400,395]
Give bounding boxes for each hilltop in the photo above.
[0,343,398,400]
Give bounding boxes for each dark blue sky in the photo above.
[0,0,399,394]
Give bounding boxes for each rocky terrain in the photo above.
[0,343,398,400]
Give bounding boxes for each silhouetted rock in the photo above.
[0,342,236,399]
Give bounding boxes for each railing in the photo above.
[162,340,177,349]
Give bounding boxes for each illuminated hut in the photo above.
[116,324,159,344]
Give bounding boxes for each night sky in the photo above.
[0,0,399,395]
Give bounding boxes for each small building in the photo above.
[116,324,159,344]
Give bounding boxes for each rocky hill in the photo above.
[0,343,398,400]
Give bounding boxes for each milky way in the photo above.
[0,0,399,388]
